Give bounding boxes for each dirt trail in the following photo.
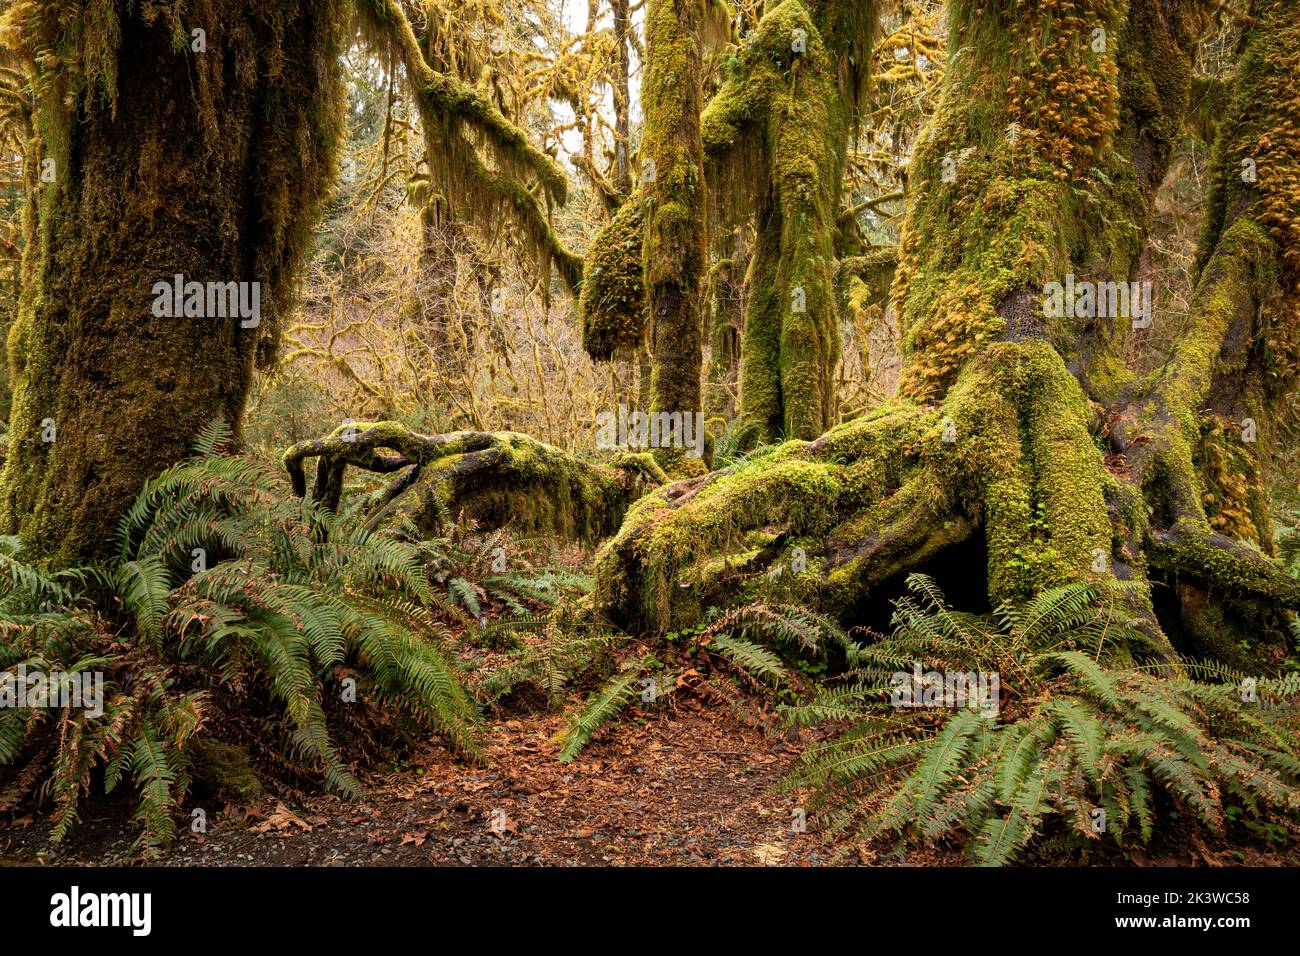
[0,705,834,867]
[5,699,1294,867]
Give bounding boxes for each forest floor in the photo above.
[0,701,848,867]
[3,694,1298,866]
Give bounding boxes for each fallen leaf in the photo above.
[252,801,312,833]
[750,842,786,866]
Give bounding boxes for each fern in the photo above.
[708,633,788,684]
[786,575,1300,865]
[483,614,618,703]
[2,434,492,852]
[557,660,650,762]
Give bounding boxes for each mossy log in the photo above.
[283,422,665,544]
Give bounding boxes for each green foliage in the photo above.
[785,574,1300,865]
[1,421,484,853]
[557,659,650,763]
[0,536,205,855]
[704,601,856,663]
[550,600,847,761]
[710,414,769,468]
[709,632,787,684]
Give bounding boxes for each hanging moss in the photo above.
[579,196,647,360]
[353,0,580,295]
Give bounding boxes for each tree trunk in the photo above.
[0,0,346,565]
[612,0,634,197]
[1110,0,1300,664]
[702,0,874,441]
[643,0,707,464]
[592,0,1300,668]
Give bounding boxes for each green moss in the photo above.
[189,738,263,802]
[579,197,646,360]
[1149,524,1300,608]
[593,0,1282,668]
[596,333,1143,632]
[0,0,349,566]
[593,404,935,632]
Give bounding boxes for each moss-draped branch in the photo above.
[354,0,582,291]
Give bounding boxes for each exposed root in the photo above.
[591,342,1225,665]
[1148,524,1300,610]
[283,422,661,543]
[592,400,946,633]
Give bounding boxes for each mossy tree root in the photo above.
[591,342,1250,665]
[591,396,954,633]
[1148,525,1300,610]
[283,421,664,544]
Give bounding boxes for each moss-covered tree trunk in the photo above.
[702,0,874,442]
[612,0,634,197]
[643,0,708,456]
[593,0,1300,667]
[0,1,345,566]
[1108,0,1300,662]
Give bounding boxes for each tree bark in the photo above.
[0,0,346,565]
